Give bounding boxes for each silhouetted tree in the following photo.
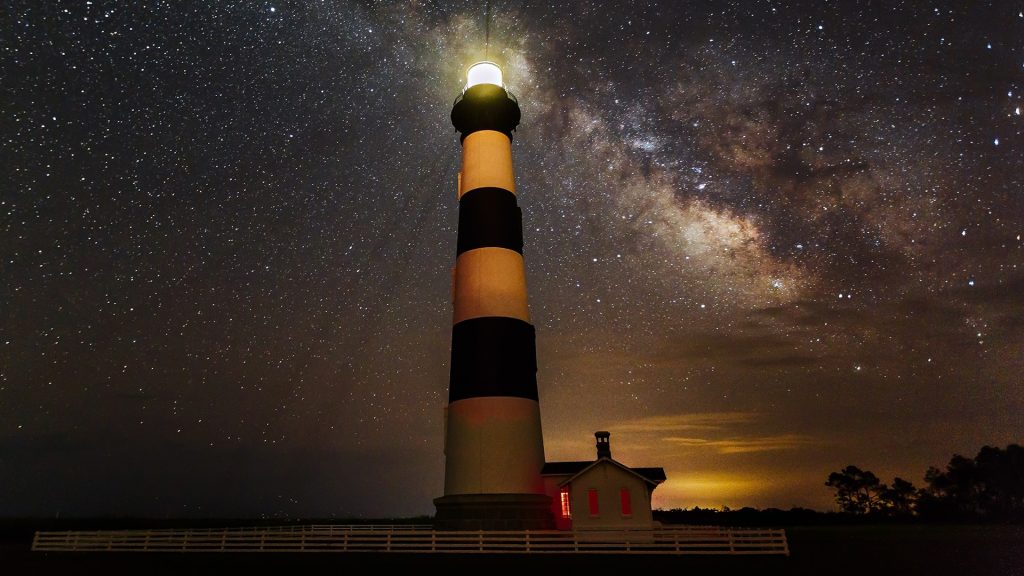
[921,456,980,518]
[826,465,884,514]
[920,444,1024,521]
[974,444,1024,520]
[879,477,917,516]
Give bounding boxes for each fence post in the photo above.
[728,530,735,553]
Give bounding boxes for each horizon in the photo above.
[3,1,1022,519]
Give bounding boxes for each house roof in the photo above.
[542,460,666,486]
[541,461,592,475]
[632,467,667,482]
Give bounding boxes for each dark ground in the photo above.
[3,524,1023,575]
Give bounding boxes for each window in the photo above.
[620,488,632,516]
[560,489,571,519]
[588,489,599,516]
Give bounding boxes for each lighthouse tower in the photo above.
[433,62,553,530]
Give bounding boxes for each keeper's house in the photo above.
[542,432,666,532]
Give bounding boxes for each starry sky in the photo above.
[3,1,1023,518]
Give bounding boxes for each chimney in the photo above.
[595,431,611,459]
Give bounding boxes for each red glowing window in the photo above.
[588,489,599,516]
[560,489,571,519]
[620,488,632,516]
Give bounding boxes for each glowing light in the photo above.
[466,61,503,88]
[559,489,571,518]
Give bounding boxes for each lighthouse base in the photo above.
[433,494,554,531]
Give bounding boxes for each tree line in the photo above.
[827,444,1023,521]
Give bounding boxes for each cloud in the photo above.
[616,411,757,433]
[663,434,819,454]
[964,273,1024,302]
[654,473,764,506]
[739,355,820,368]
[751,299,868,328]
[615,412,822,456]
[649,329,829,370]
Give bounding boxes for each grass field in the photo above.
[3,524,1022,575]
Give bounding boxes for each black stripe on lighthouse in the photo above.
[449,316,538,402]
[457,187,523,255]
[451,84,521,141]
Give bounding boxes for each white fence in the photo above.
[32,525,788,555]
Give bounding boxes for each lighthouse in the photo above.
[433,62,554,530]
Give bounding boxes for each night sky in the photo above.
[3,1,1023,519]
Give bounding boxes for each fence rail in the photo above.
[32,525,787,555]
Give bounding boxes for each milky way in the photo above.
[2,1,1022,517]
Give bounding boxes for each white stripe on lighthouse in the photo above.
[444,396,546,495]
[453,247,531,324]
[459,130,516,199]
